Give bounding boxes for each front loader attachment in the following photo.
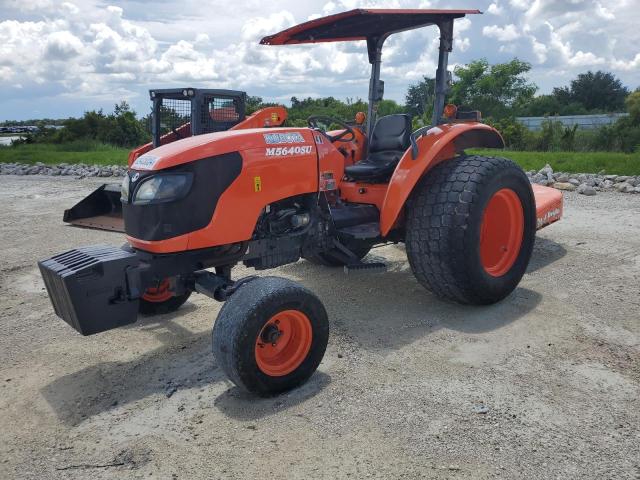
[63,183,124,232]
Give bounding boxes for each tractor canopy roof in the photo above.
[259,8,480,46]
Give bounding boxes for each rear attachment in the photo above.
[532,184,563,230]
[63,184,124,232]
[38,245,140,335]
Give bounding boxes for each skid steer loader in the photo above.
[39,8,563,396]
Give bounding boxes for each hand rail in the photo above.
[410,126,432,159]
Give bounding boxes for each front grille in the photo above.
[123,152,242,242]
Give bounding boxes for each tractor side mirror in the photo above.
[373,80,384,102]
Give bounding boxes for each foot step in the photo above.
[343,262,387,274]
[337,222,380,240]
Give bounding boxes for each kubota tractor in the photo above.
[39,9,563,396]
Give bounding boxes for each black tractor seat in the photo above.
[344,114,411,182]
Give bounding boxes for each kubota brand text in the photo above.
[263,132,305,144]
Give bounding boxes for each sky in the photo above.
[0,0,639,121]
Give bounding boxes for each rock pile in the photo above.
[1,161,639,195]
[0,162,127,178]
[526,164,640,195]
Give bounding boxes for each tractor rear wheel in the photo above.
[212,276,329,396]
[405,155,536,305]
[139,278,192,316]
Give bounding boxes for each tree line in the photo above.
[249,61,639,153]
[4,59,639,153]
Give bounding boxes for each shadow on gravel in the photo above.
[41,309,331,426]
[527,237,567,273]
[41,315,223,426]
[213,371,330,421]
[279,255,542,352]
[41,239,552,425]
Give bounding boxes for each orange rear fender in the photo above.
[379,123,504,235]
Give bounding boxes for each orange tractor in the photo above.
[39,9,562,396]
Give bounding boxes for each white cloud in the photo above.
[611,53,640,71]
[531,37,548,63]
[456,37,470,52]
[194,33,210,45]
[568,51,606,67]
[595,3,615,20]
[455,18,471,33]
[487,3,504,15]
[482,24,521,41]
[61,2,79,15]
[508,0,530,11]
[44,31,83,60]
[2,0,56,12]
[241,11,296,42]
[0,0,639,120]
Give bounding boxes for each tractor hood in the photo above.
[130,127,317,171]
[122,126,320,251]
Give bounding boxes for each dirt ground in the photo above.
[0,175,638,480]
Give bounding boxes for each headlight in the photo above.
[132,173,193,205]
[120,174,130,202]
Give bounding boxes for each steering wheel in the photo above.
[307,115,356,142]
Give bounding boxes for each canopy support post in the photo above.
[366,35,387,144]
[432,19,453,126]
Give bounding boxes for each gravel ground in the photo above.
[0,176,638,479]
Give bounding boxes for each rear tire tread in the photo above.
[405,155,536,305]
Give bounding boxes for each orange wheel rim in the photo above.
[255,310,313,377]
[480,188,524,277]
[142,278,173,303]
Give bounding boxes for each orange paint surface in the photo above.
[380,123,502,235]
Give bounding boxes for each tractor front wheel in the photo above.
[139,278,192,316]
[212,276,329,396]
[405,155,536,305]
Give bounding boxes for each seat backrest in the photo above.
[369,114,411,153]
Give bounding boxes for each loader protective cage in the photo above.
[149,88,247,147]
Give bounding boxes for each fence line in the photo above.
[516,113,628,131]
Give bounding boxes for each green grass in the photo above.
[471,149,640,176]
[0,141,129,165]
[1,142,639,175]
